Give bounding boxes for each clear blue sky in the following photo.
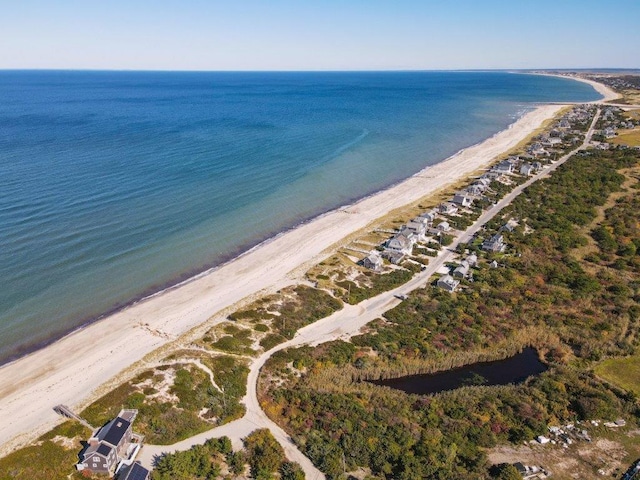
[1,0,638,70]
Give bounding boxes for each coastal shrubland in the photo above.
[335,264,419,305]
[149,430,305,480]
[225,285,343,348]
[80,354,248,445]
[0,421,91,480]
[202,322,256,355]
[258,145,640,479]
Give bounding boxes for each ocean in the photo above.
[0,71,600,364]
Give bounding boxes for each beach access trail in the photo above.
[137,109,603,478]
[0,73,619,459]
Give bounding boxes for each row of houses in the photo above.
[599,106,638,140]
[361,119,571,278]
[484,156,544,179]
[366,205,459,269]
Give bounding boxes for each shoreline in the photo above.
[533,71,620,102]
[0,102,567,456]
[0,108,538,368]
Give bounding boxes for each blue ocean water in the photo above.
[0,71,600,364]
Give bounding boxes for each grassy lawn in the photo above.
[612,128,640,147]
[595,354,640,395]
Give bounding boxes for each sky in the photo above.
[0,0,638,71]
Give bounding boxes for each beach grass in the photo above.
[0,421,90,480]
[0,441,85,480]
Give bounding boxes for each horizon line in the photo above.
[1,67,639,74]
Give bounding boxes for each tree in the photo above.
[489,463,521,480]
[244,429,285,479]
[280,461,305,480]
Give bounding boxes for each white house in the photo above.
[418,211,438,226]
[520,163,535,176]
[411,215,431,227]
[386,233,415,255]
[438,202,458,215]
[494,159,515,174]
[437,274,460,292]
[465,253,478,267]
[402,220,427,240]
[436,221,451,232]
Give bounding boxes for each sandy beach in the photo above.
[0,101,573,456]
[536,72,620,102]
[574,76,620,102]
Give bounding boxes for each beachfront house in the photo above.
[452,193,473,208]
[475,177,492,188]
[419,210,438,225]
[465,184,485,196]
[528,142,547,157]
[494,159,515,174]
[401,220,427,240]
[77,409,142,476]
[482,233,506,253]
[386,233,415,255]
[411,215,431,227]
[437,274,460,292]
[541,136,563,148]
[438,202,458,215]
[362,252,383,271]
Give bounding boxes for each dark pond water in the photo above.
[370,347,548,395]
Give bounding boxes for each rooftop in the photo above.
[101,416,131,447]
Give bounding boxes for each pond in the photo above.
[369,347,548,395]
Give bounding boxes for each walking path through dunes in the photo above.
[0,104,565,456]
[138,109,601,478]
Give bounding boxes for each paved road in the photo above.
[139,108,601,478]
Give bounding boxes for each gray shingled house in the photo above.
[77,409,141,475]
[118,461,150,480]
